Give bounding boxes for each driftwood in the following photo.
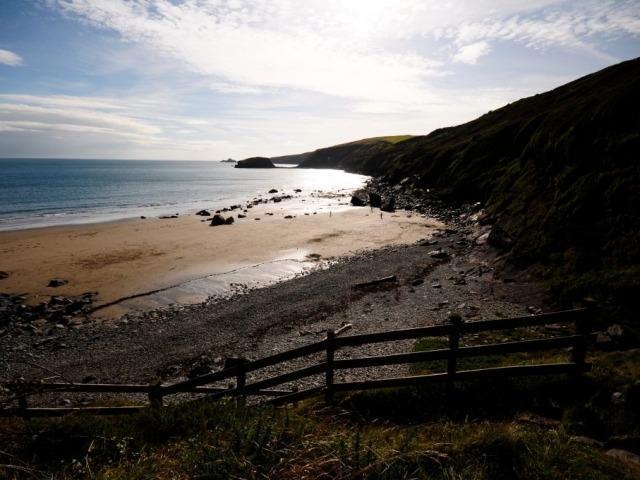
[352,275,397,290]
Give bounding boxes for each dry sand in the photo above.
[0,195,444,320]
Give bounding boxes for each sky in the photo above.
[0,0,639,160]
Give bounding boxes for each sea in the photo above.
[0,159,368,231]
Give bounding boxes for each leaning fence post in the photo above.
[447,314,463,401]
[325,330,335,405]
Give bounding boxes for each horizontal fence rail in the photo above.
[1,308,595,417]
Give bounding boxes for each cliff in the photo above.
[302,58,640,313]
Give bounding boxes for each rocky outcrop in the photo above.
[235,157,276,168]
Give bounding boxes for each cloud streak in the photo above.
[0,49,23,66]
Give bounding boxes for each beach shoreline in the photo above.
[0,190,444,322]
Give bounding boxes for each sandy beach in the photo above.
[0,193,443,320]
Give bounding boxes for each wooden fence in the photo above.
[0,308,595,417]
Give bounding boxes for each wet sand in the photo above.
[0,195,444,320]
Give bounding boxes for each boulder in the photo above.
[48,279,68,288]
[269,189,279,193]
[0,271,10,280]
[350,195,366,207]
[225,216,235,225]
[210,214,226,226]
[381,197,395,212]
[369,192,382,208]
[196,209,211,216]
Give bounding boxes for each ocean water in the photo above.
[0,159,368,231]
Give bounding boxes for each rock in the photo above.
[161,365,181,377]
[411,279,424,286]
[196,209,211,216]
[284,215,294,219]
[0,271,9,279]
[255,218,261,220]
[381,197,395,212]
[605,449,640,475]
[210,214,226,226]
[350,195,366,207]
[369,192,382,208]
[238,214,246,218]
[294,189,302,193]
[235,157,276,168]
[269,189,279,193]
[487,224,514,250]
[48,279,68,288]
[225,216,235,225]
[140,216,146,219]
[188,364,212,378]
[474,232,490,245]
[430,250,449,259]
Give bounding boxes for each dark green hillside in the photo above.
[297,135,413,169]
[305,58,640,314]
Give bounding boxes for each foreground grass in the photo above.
[2,345,640,478]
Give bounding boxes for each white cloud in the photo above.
[452,41,491,65]
[0,49,23,66]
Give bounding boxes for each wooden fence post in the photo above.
[325,330,335,405]
[18,395,28,412]
[447,314,463,401]
[572,300,596,366]
[148,382,163,407]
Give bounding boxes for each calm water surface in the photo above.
[0,159,368,231]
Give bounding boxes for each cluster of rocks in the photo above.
[0,291,96,340]
[350,176,485,230]
[196,189,304,226]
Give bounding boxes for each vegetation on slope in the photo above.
[301,58,640,316]
[2,340,639,479]
[297,135,413,170]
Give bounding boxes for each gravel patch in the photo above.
[1,226,547,408]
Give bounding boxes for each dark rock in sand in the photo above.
[225,216,235,225]
[294,189,302,193]
[238,214,246,218]
[350,195,366,207]
[210,214,226,226]
[188,364,212,378]
[369,192,382,208]
[0,271,10,280]
[430,250,449,259]
[269,189,279,193]
[196,210,211,216]
[48,279,68,288]
[381,197,395,212]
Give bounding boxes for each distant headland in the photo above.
[234,157,276,168]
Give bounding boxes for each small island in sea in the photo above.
[234,156,276,168]
[220,158,236,163]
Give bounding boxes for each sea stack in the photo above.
[235,157,276,168]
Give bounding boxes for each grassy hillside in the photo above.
[302,59,640,316]
[297,135,413,169]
